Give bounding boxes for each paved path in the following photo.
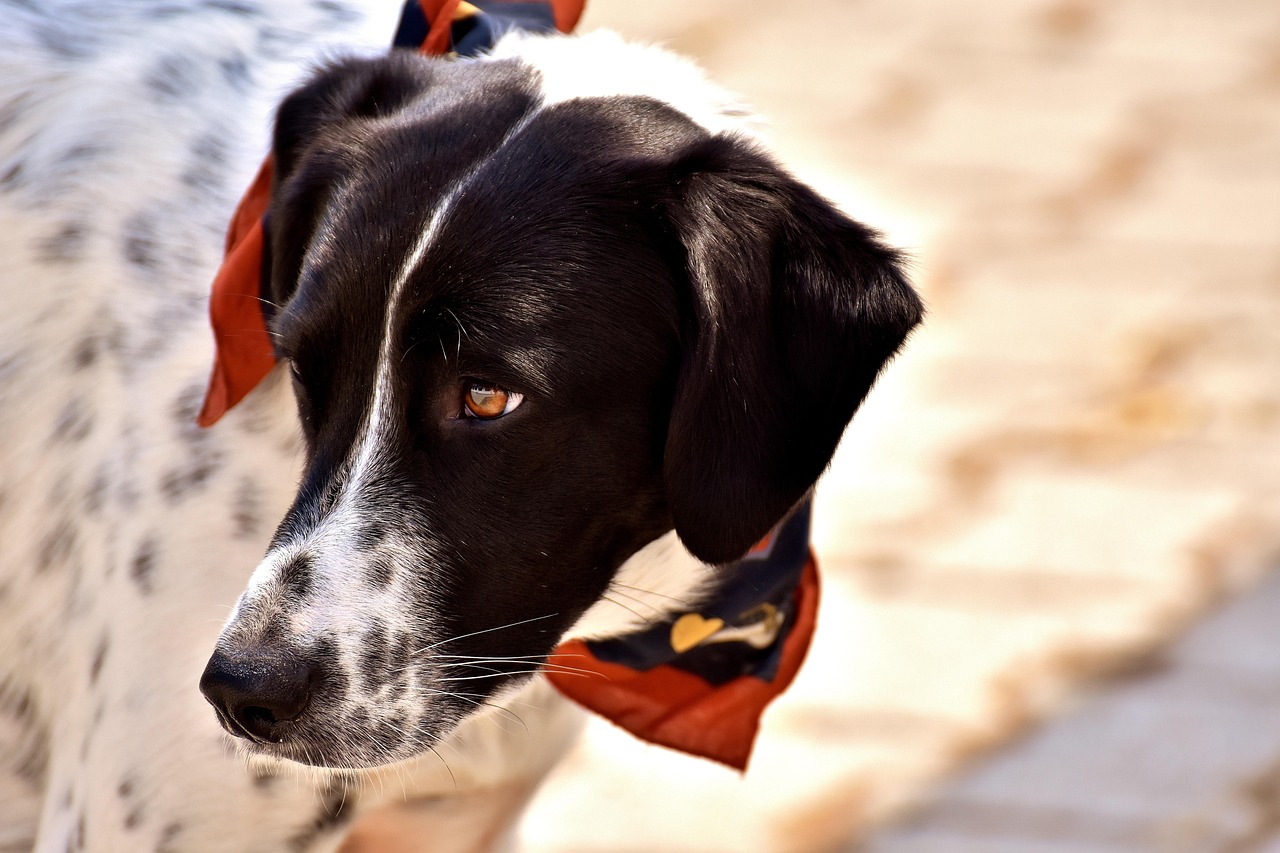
[521,0,1280,850]
[862,569,1280,853]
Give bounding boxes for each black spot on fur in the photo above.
[219,52,253,90]
[122,212,159,270]
[280,555,314,600]
[52,397,93,443]
[37,519,78,573]
[171,382,206,429]
[124,806,143,830]
[89,635,109,685]
[181,133,230,193]
[0,160,24,190]
[84,468,109,516]
[37,222,90,264]
[161,395,223,501]
[0,95,27,135]
[204,0,261,13]
[358,520,387,548]
[232,477,261,538]
[130,539,158,595]
[74,813,86,851]
[60,142,106,165]
[159,460,216,501]
[71,336,99,370]
[146,55,200,101]
[156,821,183,853]
[364,555,394,588]
[0,679,48,788]
[312,0,360,22]
[359,624,389,689]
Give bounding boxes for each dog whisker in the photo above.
[610,581,696,607]
[602,586,668,617]
[437,660,599,678]
[601,594,649,622]
[415,612,560,654]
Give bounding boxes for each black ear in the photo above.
[662,136,923,564]
[266,54,431,308]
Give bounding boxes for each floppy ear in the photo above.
[662,135,923,564]
[265,54,431,308]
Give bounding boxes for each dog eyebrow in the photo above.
[407,304,555,395]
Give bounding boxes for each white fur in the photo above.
[486,29,761,139]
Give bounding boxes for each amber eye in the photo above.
[462,381,523,419]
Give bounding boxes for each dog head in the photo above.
[201,34,922,769]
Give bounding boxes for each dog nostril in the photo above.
[200,648,313,744]
[242,705,283,728]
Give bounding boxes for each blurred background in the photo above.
[519,0,1280,850]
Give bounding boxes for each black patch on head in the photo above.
[280,554,314,600]
[37,222,90,264]
[146,54,200,101]
[52,397,93,444]
[130,538,158,595]
[89,635,109,685]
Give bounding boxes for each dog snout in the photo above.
[200,647,313,744]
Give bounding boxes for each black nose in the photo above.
[199,648,313,744]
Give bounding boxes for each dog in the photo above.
[0,1,922,850]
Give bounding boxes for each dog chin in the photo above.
[228,728,440,772]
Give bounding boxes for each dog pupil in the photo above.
[467,384,506,417]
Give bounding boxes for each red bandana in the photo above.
[197,0,818,771]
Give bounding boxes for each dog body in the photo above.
[0,3,920,851]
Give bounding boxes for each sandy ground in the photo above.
[519,0,1280,850]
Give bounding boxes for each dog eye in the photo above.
[462,381,523,419]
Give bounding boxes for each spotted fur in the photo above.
[0,2,920,850]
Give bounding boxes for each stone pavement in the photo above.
[862,568,1280,853]
[520,0,1280,850]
